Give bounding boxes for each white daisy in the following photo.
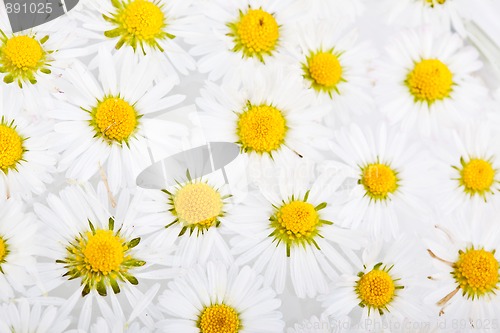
[137,170,234,268]
[374,27,486,135]
[432,122,500,214]
[286,21,375,124]
[300,0,364,23]
[0,90,57,199]
[33,183,171,331]
[0,4,84,108]
[75,0,196,81]
[196,68,330,174]
[0,298,72,333]
[157,261,285,333]
[425,212,500,327]
[381,0,483,36]
[322,235,430,329]
[185,0,306,84]
[0,199,38,300]
[227,159,363,298]
[329,123,431,240]
[51,49,187,192]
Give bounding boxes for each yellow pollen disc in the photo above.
[461,159,495,193]
[453,249,499,298]
[83,230,125,275]
[0,237,7,262]
[2,36,43,71]
[237,104,287,154]
[357,269,396,308]
[361,163,398,200]
[199,304,240,333]
[425,0,446,6]
[174,183,223,227]
[277,201,319,238]
[93,97,137,142]
[120,0,164,41]
[0,124,24,172]
[236,9,279,56]
[308,52,342,88]
[406,59,453,103]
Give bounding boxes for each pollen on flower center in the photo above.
[277,201,319,238]
[0,237,8,263]
[425,0,447,7]
[237,104,287,154]
[2,36,43,70]
[406,59,453,103]
[461,159,495,193]
[452,248,499,299]
[173,183,223,227]
[58,219,145,297]
[356,269,396,309]
[120,0,164,41]
[228,8,279,61]
[0,123,24,173]
[361,163,398,200]
[91,97,138,143]
[83,230,125,275]
[198,304,240,333]
[307,52,342,89]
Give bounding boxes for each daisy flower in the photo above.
[75,0,196,81]
[374,27,486,135]
[286,21,375,124]
[91,316,148,333]
[157,261,285,333]
[432,122,500,214]
[0,90,57,199]
[196,68,329,174]
[329,123,431,240]
[322,235,430,329]
[300,0,364,23]
[0,298,72,333]
[228,160,363,298]
[426,212,500,326]
[185,0,305,83]
[0,5,83,107]
[138,170,234,268]
[51,49,187,192]
[33,183,170,331]
[381,0,484,36]
[0,199,39,300]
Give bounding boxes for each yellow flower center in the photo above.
[277,201,319,238]
[453,248,499,299]
[356,269,396,309]
[228,8,279,61]
[173,183,223,227]
[237,104,287,154]
[425,0,446,6]
[83,230,125,275]
[361,163,398,200]
[0,34,49,86]
[461,159,495,194]
[307,51,343,89]
[120,0,164,41]
[2,36,42,70]
[0,237,7,263]
[199,304,240,333]
[406,59,453,103]
[0,123,24,173]
[91,97,138,143]
[59,220,145,297]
